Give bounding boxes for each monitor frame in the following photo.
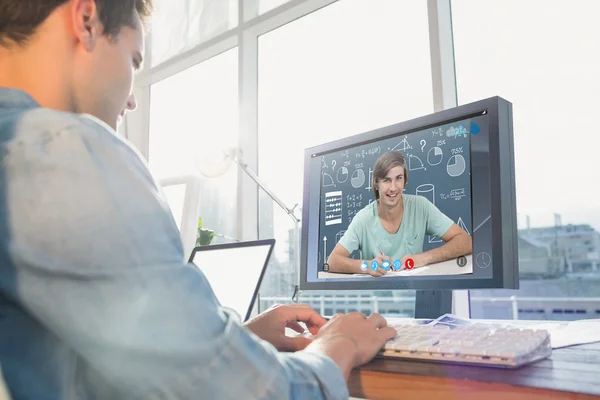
[299,96,518,291]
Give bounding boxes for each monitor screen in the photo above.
[300,96,518,291]
[189,240,274,321]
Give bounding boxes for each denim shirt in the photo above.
[0,88,348,400]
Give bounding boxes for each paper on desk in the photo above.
[352,267,430,277]
[527,319,600,349]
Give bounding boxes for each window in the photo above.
[148,48,239,248]
[452,0,600,320]
[257,0,293,15]
[150,0,238,66]
[257,0,433,314]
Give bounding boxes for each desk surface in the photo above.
[349,339,600,399]
[318,254,473,279]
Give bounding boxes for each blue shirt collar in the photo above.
[0,87,40,109]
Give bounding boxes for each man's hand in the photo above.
[367,254,392,276]
[243,303,328,352]
[400,253,428,269]
[304,312,397,380]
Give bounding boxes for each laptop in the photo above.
[188,239,275,322]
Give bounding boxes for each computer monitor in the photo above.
[299,96,518,297]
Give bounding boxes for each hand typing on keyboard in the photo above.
[300,312,397,380]
[381,322,552,368]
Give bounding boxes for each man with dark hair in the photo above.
[0,1,396,399]
[0,0,152,129]
[327,150,472,276]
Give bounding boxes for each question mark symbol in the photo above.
[420,139,426,152]
[332,160,336,170]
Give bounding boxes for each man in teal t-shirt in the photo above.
[327,151,472,276]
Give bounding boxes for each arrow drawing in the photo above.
[323,236,327,265]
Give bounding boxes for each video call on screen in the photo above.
[317,117,479,272]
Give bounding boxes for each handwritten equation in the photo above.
[347,208,360,219]
[356,146,381,159]
[346,201,363,209]
[431,127,443,137]
[440,188,466,201]
[346,193,363,201]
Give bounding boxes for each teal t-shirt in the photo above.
[338,194,454,260]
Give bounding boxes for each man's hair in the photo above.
[371,151,408,200]
[0,0,153,46]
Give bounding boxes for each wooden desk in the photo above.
[349,341,600,399]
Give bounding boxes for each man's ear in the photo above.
[71,0,101,51]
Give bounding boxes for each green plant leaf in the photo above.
[197,228,214,246]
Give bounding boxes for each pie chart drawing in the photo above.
[336,166,349,183]
[351,169,366,188]
[427,147,443,166]
[447,155,466,177]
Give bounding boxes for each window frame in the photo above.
[125,0,469,316]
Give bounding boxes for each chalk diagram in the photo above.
[416,183,435,201]
[351,169,366,188]
[335,230,346,243]
[457,217,470,235]
[366,168,373,191]
[336,166,349,183]
[415,183,442,243]
[447,155,466,177]
[323,172,336,187]
[390,137,412,152]
[408,154,426,171]
[321,158,328,169]
[325,191,343,226]
[428,235,443,243]
[427,146,443,166]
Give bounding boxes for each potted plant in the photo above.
[196,217,215,246]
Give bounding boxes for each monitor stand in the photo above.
[414,290,452,319]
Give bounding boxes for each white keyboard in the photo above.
[380,323,552,368]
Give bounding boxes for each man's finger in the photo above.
[285,303,312,309]
[367,313,388,329]
[286,320,305,334]
[282,305,328,328]
[379,326,398,341]
[307,324,321,335]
